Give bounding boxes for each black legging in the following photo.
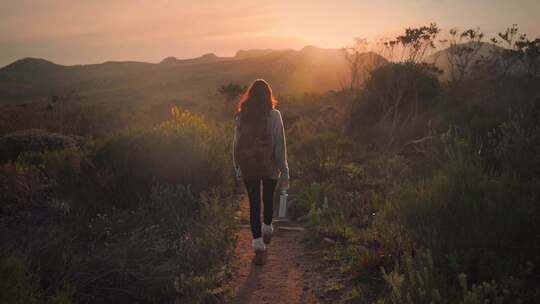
[243,178,278,239]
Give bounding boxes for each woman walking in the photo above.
[233,79,289,265]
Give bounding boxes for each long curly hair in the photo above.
[236,79,277,125]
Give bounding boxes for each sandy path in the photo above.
[228,197,318,304]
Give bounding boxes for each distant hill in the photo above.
[425,42,529,80]
[234,49,276,59]
[0,46,387,106]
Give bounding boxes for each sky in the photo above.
[1,0,539,67]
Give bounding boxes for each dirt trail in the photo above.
[228,197,319,304]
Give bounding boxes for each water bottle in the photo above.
[278,190,288,218]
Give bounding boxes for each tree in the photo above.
[490,24,524,79]
[341,38,368,91]
[217,83,246,118]
[440,27,485,84]
[489,25,540,79]
[341,38,386,91]
[355,63,439,148]
[516,37,540,77]
[382,23,440,64]
[351,24,441,149]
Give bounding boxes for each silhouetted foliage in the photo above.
[218,83,247,118]
[441,27,485,84]
[383,23,441,63]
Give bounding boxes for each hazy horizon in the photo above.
[1,0,540,67]
[1,45,328,67]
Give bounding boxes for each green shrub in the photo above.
[48,284,76,304]
[378,252,529,304]
[491,109,540,180]
[379,252,445,304]
[0,253,40,304]
[290,182,327,219]
[0,109,237,304]
[0,183,237,304]
[349,63,440,149]
[457,274,506,304]
[88,109,231,211]
[288,118,352,183]
[66,184,236,303]
[386,130,540,282]
[0,161,44,214]
[361,64,440,123]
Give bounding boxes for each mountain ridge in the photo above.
[0,46,386,106]
[1,45,345,69]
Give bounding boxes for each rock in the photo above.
[0,129,81,162]
[323,237,337,245]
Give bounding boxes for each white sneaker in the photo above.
[252,237,266,265]
[262,223,274,244]
[252,237,266,252]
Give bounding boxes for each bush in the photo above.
[386,129,540,283]
[350,63,440,149]
[47,284,76,304]
[0,161,44,214]
[288,117,352,183]
[0,109,237,303]
[1,170,236,304]
[377,252,524,304]
[0,253,40,304]
[361,64,440,122]
[66,185,236,303]
[490,109,540,180]
[86,109,231,211]
[0,129,81,163]
[379,252,445,304]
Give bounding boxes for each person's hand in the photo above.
[279,178,289,191]
[235,175,243,187]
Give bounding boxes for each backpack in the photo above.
[236,114,274,178]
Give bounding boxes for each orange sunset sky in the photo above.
[1,0,539,67]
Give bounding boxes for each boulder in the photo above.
[0,129,80,162]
